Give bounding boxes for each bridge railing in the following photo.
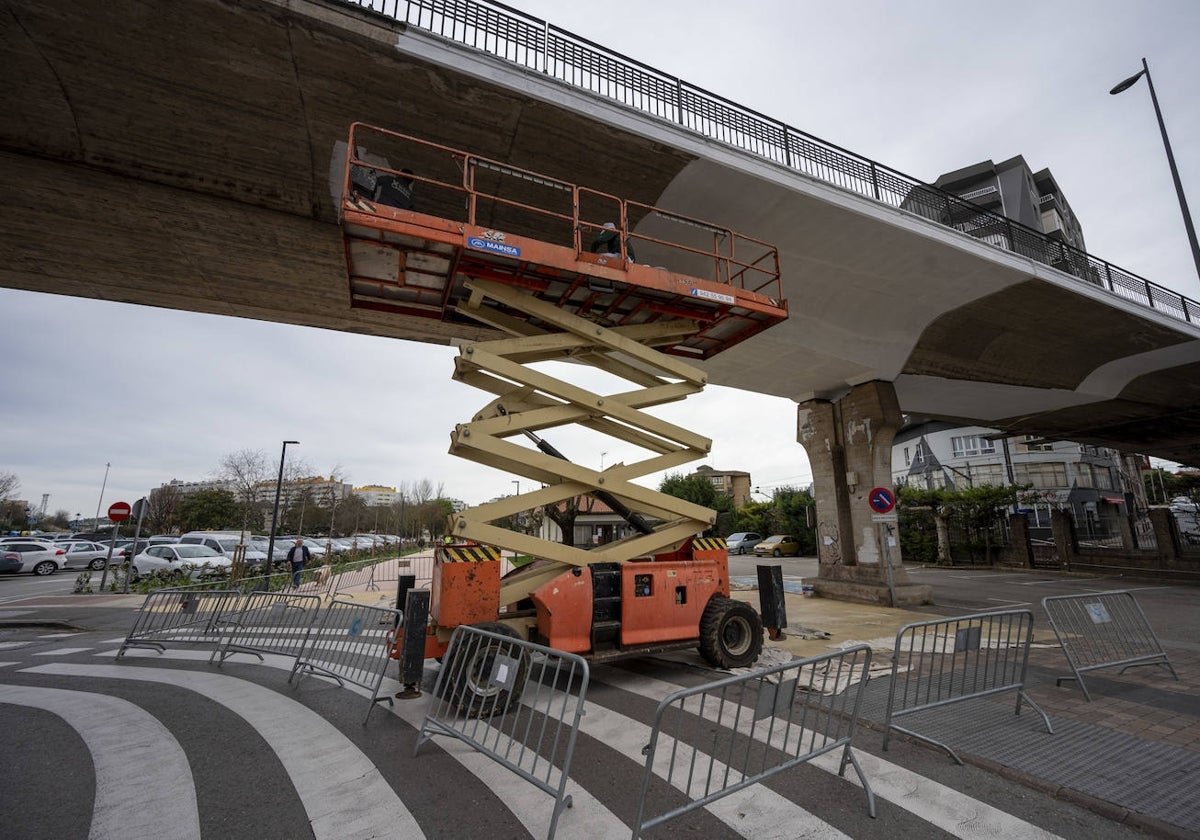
[343,0,1198,326]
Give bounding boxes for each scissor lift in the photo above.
[340,123,788,666]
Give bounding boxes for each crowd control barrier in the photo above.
[1042,591,1179,701]
[883,610,1052,764]
[118,589,239,657]
[416,625,590,840]
[210,591,322,666]
[632,645,876,838]
[288,599,403,724]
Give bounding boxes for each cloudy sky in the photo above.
[3,0,1198,521]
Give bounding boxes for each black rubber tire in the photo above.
[698,596,763,669]
[89,558,106,571]
[442,621,528,718]
[33,561,58,576]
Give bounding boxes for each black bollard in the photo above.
[756,564,788,640]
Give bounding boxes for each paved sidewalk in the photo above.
[724,581,1199,839]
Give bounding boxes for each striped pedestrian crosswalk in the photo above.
[0,637,1134,839]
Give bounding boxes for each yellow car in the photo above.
[752,535,801,557]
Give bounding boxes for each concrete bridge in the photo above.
[4,0,1199,601]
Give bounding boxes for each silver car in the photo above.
[725,532,763,555]
[58,540,126,571]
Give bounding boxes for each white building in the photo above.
[892,421,1146,540]
[354,485,399,506]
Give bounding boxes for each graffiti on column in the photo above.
[817,520,841,565]
[844,414,872,445]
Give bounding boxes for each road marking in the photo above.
[986,599,1032,607]
[24,663,424,840]
[33,647,93,656]
[0,683,201,840]
[595,666,1063,840]
[110,648,632,840]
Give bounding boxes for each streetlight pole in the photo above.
[1110,58,1200,286]
[94,462,110,530]
[266,441,299,575]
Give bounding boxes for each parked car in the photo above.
[128,544,233,581]
[752,535,802,557]
[725,532,763,555]
[58,540,125,571]
[0,552,23,574]
[0,540,68,575]
[278,536,326,559]
[147,535,181,547]
[178,532,269,569]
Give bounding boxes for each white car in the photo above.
[0,540,68,576]
[128,544,233,581]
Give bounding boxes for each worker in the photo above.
[376,168,415,210]
[590,221,635,261]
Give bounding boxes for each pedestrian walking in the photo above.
[286,538,311,588]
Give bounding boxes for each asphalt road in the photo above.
[1,555,1192,839]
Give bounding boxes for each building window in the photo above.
[1015,462,1067,488]
[970,463,1006,485]
[903,447,911,467]
[912,443,925,465]
[950,435,996,457]
[1023,435,1054,452]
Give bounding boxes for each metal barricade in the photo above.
[117,589,240,657]
[211,591,322,665]
[1042,591,1179,701]
[288,599,403,724]
[416,625,589,840]
[633,645,876,838]
[883,610,1052,763]
[370,554,436,588]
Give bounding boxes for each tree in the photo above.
[0,470,19,501]
[146,484,184,534]
[219,449,270,533]
[543,495,599,547]
[179,489,240,531]
[899,483,1023,565]
[658,473,733,513]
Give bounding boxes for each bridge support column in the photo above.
[797,381,932,606]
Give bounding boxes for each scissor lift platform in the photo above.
[340,124,786,359]
[339,123,789,607]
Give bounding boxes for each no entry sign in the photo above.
[867,487,896,514]
[107,501,132,522]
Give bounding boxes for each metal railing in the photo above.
[883,610,1052,764]
[211,591,323,665]
[416,624,590,840]
[633,645,876,837]
[289,599,403,724]
[118,589,239,656]
[341,0,1199,326]
[1042,591,1179,701]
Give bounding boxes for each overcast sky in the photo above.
[3,0,1198,521]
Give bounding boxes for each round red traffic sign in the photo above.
[107,501,132,522]
[867,487,896,514]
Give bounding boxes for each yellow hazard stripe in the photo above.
[439,544,501,563]
[692,537,726,551]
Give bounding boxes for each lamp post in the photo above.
[266,441,299,574]
[93,462,110,529]
[1110,58,1200,286]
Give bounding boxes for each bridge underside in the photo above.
[2,0,1199,465]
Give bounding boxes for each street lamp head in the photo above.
[1109,69,1146,95]
[284,440,299,446]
